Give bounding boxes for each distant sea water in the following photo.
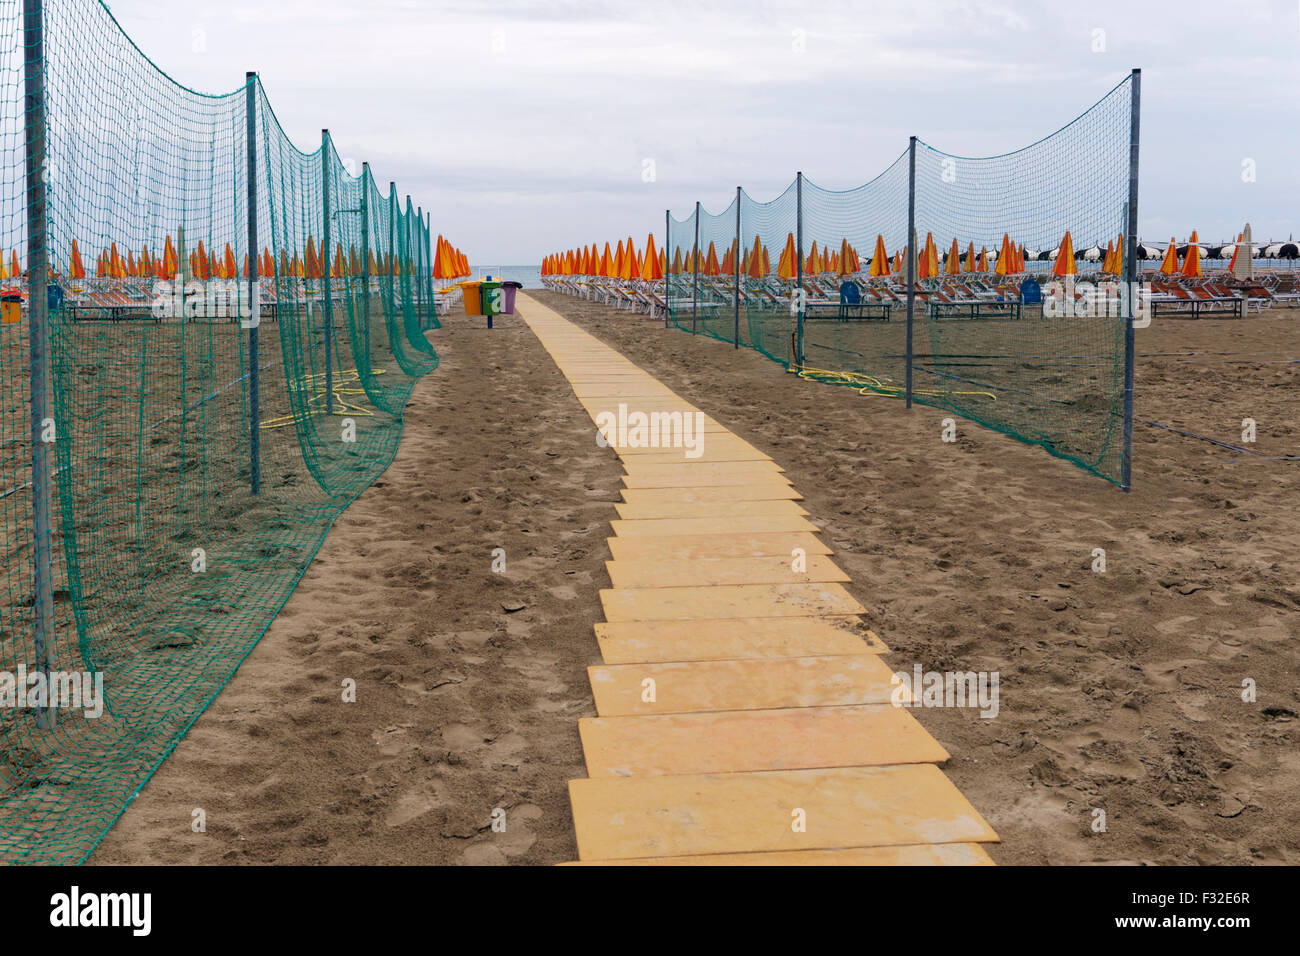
[468,265,542,288]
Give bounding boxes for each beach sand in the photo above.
[92,305,619,864]
[525,291,1299,866]
[94,293,1298,865]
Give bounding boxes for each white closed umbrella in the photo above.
[1232,223,1253,280]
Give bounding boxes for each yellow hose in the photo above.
[791,363,997,401]
[260,367,387,429]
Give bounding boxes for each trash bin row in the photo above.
[458,279,522,316]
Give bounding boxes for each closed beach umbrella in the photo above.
[804,239,820,276]
[1159,239,1179,275]
[1231,224,1254,279]
[994,233,1012,275]
[869,235,890,277]
[640,234,658,280]
[1182,231,1202,277]
[946,238,962,275]
[1053,231,1075,276]
[746,236,765,278]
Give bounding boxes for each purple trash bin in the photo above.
[503,281,522,314]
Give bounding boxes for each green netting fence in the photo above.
[1,0,439,863]
[667,71,1139,488]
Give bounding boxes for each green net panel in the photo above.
[800,151,909,389]
[0,0,439,863]
[912,78,1132,484]
[666,74,1136,487]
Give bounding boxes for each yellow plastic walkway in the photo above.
[516,294,998,866]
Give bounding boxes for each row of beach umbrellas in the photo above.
[546,223,1287,281]
[0,233,463,281]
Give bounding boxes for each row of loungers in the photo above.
[1,278,440,323]
[540,271,1300,321]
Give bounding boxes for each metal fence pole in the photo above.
[320,129,334,415]
[1121,68,1141,492]
[733,186,741,348]
[795,171,804,368]
[664,209,670,328]
[426,212,434,319]
[245,72,260,493]
[415,203,425,327]
[360,163,370,336]
[905,135,917,410]
[388,181,396,316]
[23,0,54,725]
[692,201,700,333]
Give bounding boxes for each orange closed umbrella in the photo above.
[746,236,765,278]
[704,241,720,277]
[869,235,889,277]
[1053,231,1075,276]
[946,238,962,275]
[1159,238,1178,275]
[1181,230,1201,277]
[777,233,796,280]
[803,240,819,276]
[69,239,85,279]
[994,234,1012,276]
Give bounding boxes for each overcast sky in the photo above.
[105,0,1300,263]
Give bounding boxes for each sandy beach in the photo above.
[93,294,1299,865]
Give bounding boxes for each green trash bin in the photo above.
[480,279,504,327]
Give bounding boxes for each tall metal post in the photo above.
[1121,68,1141,492]
[24,0,54,723]
[388,181,396,317]
[358,167,369,335]
[360,163,370,335]
[905,136,917,410]
[692,201,700,334]
[734,186,741,348]
[795,171,804,368]
[664,209,670,328]
[416,203,425,327]
[426,212,435,324]
[320,129,334,415]
[405,195,415,324]
[245,72,260,493]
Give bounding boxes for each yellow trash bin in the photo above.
[459,281,482,316]
[1,292,22,324]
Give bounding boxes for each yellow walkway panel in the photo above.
[600,582,866,622]
[594,616,887,664]
[587,654,905,715]
[578,704,949,777]
[562,843,995,866]
[619,485,802,505]
[568,763,999,861]
[608,515,816,538]
[604,553,846,589]
[605,531,827,562]
[619,458,784,477]
[613,437,768,457]
[614,499,807,521]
